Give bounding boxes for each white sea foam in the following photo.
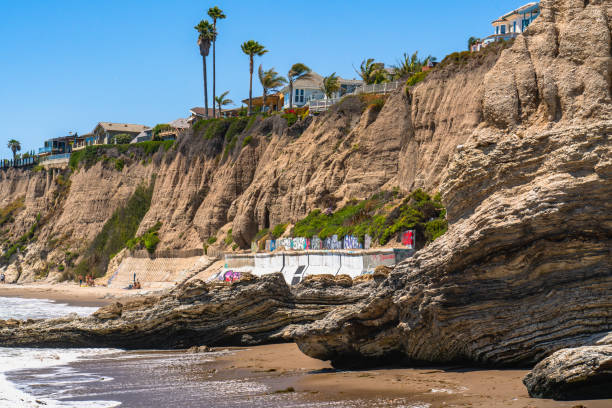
[0,296,98,320]
[0,296,120,407]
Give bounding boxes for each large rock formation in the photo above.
[0,274,371,349]
[523,345,612,400]
[291,0,612,368]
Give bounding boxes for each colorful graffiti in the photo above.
[323,235,342,250]
[343,235,362,250]
[292,237,307,250]
[311,237,322,250]
[364,234,372,249]
[265,239,277,252]
[221,270,242,282]
[277,238,292,251]
[401,230,416,249]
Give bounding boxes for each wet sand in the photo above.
[216,343,612,408]
[0,283,146,307]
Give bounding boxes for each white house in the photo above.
[472,2,540,52]
[281,72,363,109]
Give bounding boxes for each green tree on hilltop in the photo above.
[258,65,286,112]
[207,6,226,118]
[215,91,233,115]
[195,19,216,119]
[7,139,21,161]
[241,40,268,115]
[321,72,340,100]
[287,63,312,110]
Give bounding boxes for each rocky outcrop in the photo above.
[0,273,372,349]
[291,0,612,368]
[523,345,612,400]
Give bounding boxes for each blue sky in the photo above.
[0,0,526,156]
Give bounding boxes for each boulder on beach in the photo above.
[523,345,612,400]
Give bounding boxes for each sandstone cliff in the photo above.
[0,36,506,281]
[292,0,612,367]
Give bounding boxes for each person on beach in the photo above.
[0,273,5,284]
[78,275,83,287]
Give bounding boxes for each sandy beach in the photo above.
[0,282,147,307]
[213,343,612,408]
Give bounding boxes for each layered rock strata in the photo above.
[523,345,612,400]
[291,0,612,368]
[0,274,371,349]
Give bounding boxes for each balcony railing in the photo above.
[38,146,53,154]
[39,153,71,163]
[307,80,403,113]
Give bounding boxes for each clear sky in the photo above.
[0,0,526,157]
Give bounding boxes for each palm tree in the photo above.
[258,65,287,112]
[215,91,233,116]
[241,40,268,115]
[391,52,435,80]
[355,59,388,84]
[207,7,226,118]
[321,73,340,100]
[195,20,216,118]
[287,63,311,110]
[7,139,21,162]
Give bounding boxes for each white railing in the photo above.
[307,80,403,114]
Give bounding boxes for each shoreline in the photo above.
[0,283,147,308]
[213,343,612,407]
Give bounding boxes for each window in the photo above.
[513,21,516,33]
[294,89,304,103]
[501,25,506,34]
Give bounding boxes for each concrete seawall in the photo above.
[221,249,413,285]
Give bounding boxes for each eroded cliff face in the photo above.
[292,0,612,367]
[1,36,506,279]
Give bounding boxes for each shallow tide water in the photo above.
[0,296,426,408]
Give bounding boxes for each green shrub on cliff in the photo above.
[69,181,154,280]
[126,222,162,253]
[69,141,173,171]
[292,189,447,248]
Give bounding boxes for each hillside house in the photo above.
[39,134,84,157]
[281,72,363,109]
[471,2,540,52]
[92,122,149,145]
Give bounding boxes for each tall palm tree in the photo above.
[215,91,233,116]
[7,139,21,162]
[241,40,268,115]
[195,20,216,118]
[321,73,340,100]
[287,63,311,110]
[207,7,226,118]
[258,65,287,112]
[355,59,388,84]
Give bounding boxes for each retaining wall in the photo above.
[223,249,413,285]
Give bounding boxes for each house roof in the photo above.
[190,107,216,117]
[280,72,363,93]
[169,118,190,129]
[493,2,539,23]
[96,122,149,133]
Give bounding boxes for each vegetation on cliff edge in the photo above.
[68,180,155,280]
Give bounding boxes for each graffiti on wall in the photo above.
[343,235,362,250]
[323,235,342,250]
[311,237,322,250]
[292,237,307,250]
[277,238,292,251]
[265,239,277,252]
[401,230,415,249]
[221,270,242,282]
[364,234,372,250]
[251,241,258,253]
